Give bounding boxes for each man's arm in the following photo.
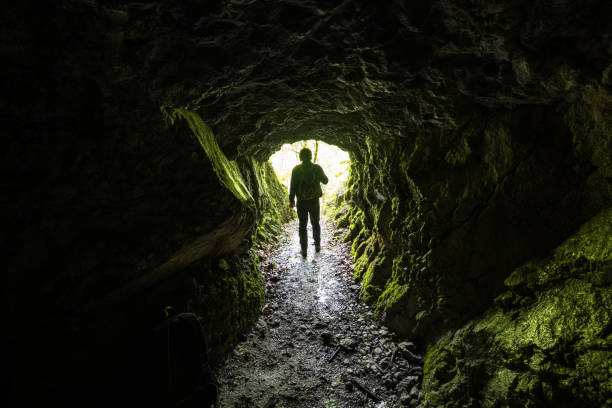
[289,167,298,206]
[319,165,329,185]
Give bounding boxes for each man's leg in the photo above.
[296,201,309,255]
[310,199,321,251]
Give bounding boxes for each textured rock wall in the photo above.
[421,207,612,407]
[343,93,612,345]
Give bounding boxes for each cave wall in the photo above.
[3,3,290,404]
[337,90,612,406]
[343,91,612,344]
[421,207,612,407]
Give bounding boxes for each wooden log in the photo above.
[349,377,381,402]
[328,345,342,362]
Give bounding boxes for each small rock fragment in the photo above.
[340,337,357,349]
[399,392,411,405]
[398,341,416,352]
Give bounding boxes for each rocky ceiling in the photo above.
[117,0,612,159]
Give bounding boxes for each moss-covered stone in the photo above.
[421,207,612,407]
[250,159,293,247]
[186,250,265,363]
[163,108,255,207]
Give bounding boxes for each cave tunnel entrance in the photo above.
[268,140,350,211]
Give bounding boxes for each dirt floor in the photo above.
[215,218,423,408]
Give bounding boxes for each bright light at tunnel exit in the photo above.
[269,140,350,204]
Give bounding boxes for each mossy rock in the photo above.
[422,207,612,408]
[186,251,265,363]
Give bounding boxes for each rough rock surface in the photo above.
[343,97,612,344]
[422,207,612,407]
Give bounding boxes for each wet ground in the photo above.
[216,218,423,408]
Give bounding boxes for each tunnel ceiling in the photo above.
[120,0,612,160]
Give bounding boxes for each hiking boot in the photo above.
[315,244,321,252]
[301,249,307,258]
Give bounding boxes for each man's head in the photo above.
[299,148,312,162]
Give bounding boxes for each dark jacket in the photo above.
[289,161,328,202]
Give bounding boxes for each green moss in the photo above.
[163,107,254,207]
[344,208,364,244]
[421,207,612,408]
[361,283,381,303]
[482,368,519,407]
[353,234,376,279]
[422,336,463,408]
[375,278,409,315]
[362,260,377,287]
[415,310,427,320]
[251,159,292,247]
[359,247,393,304]
[557,206,612,261]
[503,207,612,296]
[423,336,451,377]
[362,257,381,286]
[187,251,265,363]
[335,210,351,229]
[350,228,370,262]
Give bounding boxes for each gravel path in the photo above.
[216,218,423,408]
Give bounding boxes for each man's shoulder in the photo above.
[310,163,324,173]
[293,162,322,174]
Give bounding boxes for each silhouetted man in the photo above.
[289,148,329,257]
